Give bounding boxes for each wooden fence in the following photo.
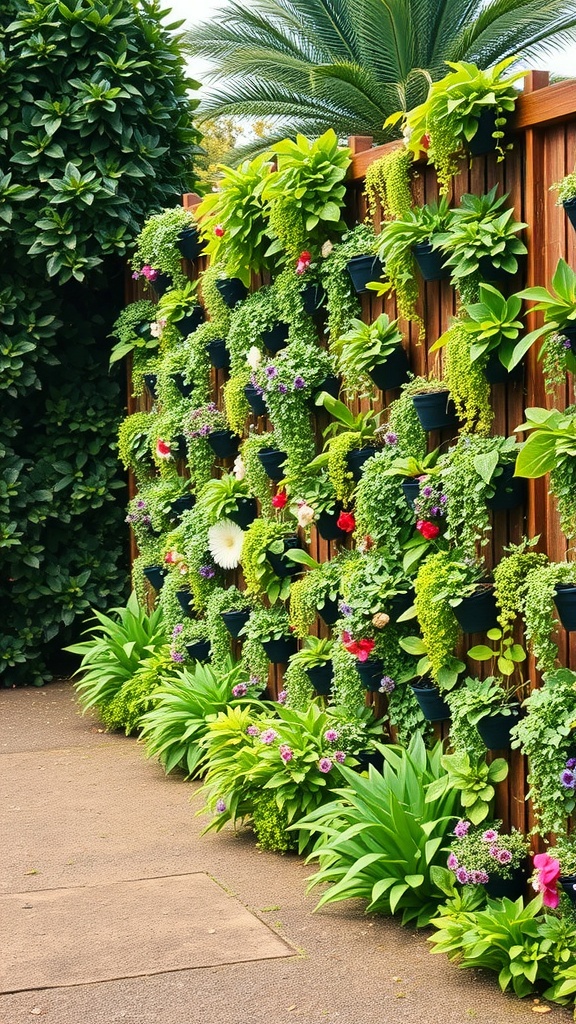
[128,70,576,833]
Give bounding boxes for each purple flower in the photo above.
[379,675,395,694]
[382,431,398,445]
[482,828,499,843]
[260,728,278,745]
[561,769,576,789]
[334,750,346,764]
[430,506,439,516]
[170,650,184,663]
[199,565,216,579]
[454,820,470,838]
[142,515,152,526]
[277,690,287,705]
[564,337,573,350]
[232,682,248,697]
[131,271,140,280]
[324,729,339,743]
[440,494,448,505]
[455,867,469,885]
[478,870,489,884]
[293,375,306,390]
[447,852,459,870]
[318,757,333,773]
[277,382,288,394]
[246,725,260,737]
[215,799,226,813]
[172,624,184,637]
[567,758,576,769]
[265,365,278,379]
[468,870,485,885]
[279,744,293,763]
[338,601,353,616]
[249,675,260,687]
[497,848,513,864]
[422,485,432,498]
[136,499,146,509]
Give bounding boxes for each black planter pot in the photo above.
[412,391,458,431]
[207,429,240,460]
[221,608,251,639]
[368,346,410,391]
[306,662,333,695]
[318,596,340,627]
[467,108,499,157]
[143,373,158,399]
[563,199,576,234]
[175,588,193,616]
[262,321,289,354]
[257,447,287,481]
[262,636,298,663]
[228,497,258,530]
[410,684,450,722]
[559,874,576,905]
[311,374,341,404]
[206,338,230,370]
[412,241,451,281]
[215,277,248,309]
[266,535,301,578]
[185,640,211,662]
[316,506,345,541]
[355,658,385,692]
[487,463,527,511]
[135,321,153,341]
[483,351,523,384]
[143,565,166,590]
[485,866,526,901]
[176,227,204,260]
[401,478,420,509]
[561,323,576,355]
[301,282,326,316]
[170,494,196,518]
[477,255,520,283]
[346,445,378,482]
[178,306,205,336]
[554,584,576,631]
[172,434,187,460]
[389,589,415,619]
[453,586,499,634]
[171,372,194,399]
[476,706,521,750]
[353,748,385,773]
[244,383,267,418]
[151,272,172,298]
[345,254,383,294]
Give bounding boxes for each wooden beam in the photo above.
[514,77,576,130]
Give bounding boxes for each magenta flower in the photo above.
[170,650,184,663]
[215,799,226,813]
[277,690,287,705]
[497,848,513,864]
[334,750,346,763]
[447,852,459,870]
[318,757,333,773]
[260,728,279,745]
[246,725,260,737]
[324,729,339,743]
[454,820,470,838]
[482,828,499,843]
[455,867,469,884]
[279,744,293,763]
[232,683,248,697]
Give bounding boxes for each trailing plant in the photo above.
[492,538,549,636]
[353,446,414,556]
[364,147,413,221]
[289,553,345,638]
[241,518,297,603]
[321,224,375,344]
[223,371,250,435]
[387,380,428,459]
[204,586,250,671]
[441,317,493,435]
[522,561,576,673]
[515,406,576,539]
[198,262,232,336]
[117,412,155,483]
[240,432,274,517]
[413,550,466,689]
[109,299,158,366]
[131,206,196,287]
[163,505,219,614]
[100,646,177,736]
[313,393,381,504]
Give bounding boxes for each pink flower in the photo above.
[416,519,440,540]
[482,829,499,843]
[447,852,459,870]
[336,511,356,533]
[533,852,561,908]
[318,757,333,773]
[214,223,225,237]
[156,439,172,460]
[141,264,159,281]
[295,250,312,275]
[334,750,346,763]
[454,820,470,838]
[279,744,293,763]
[260,728,278,745]
[324,729,339,743]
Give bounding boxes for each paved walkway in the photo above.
[0,681,570,1024]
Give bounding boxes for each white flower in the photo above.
[246,345,262,371]
[296,501,315,528]
[149,319,166,338]
[233,455,246,481]
[208,519,244,569]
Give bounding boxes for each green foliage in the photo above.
[522,562,576,672]
[443,318,493,435]
[336,313,404,394]
[109,299,157,365]
[427,750,508,824]
[240,433,274,517]
[252,790,297,852]
[460,283,547,371]
[414,552,464,689]
[301,736,460,927]
[289,555,344,638]
[320,225,371,344]
[354,447,417,554]
[515,406,576,539]
[100,646,177,735]
[440,434,520,553]
[518,258,576,331]
[241,519,296,603]
[364,148,413,220]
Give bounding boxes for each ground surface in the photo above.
[0,681,571,1024]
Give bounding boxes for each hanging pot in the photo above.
[185,640,211,662]
[355,658,385,692]
[262,635,298,663]
[467,108,499,157]
[559,874,576,905]
[316,506,346,541]
[207,429,240,460]
[476,705,521,750]
[175,588,193,616]
[477,254,522,283]
[262,321,289,354]
[228,497,258,530]
[412,241,451,281]
[151,273,172,298]
[318,596,341,627]
[176,227,204,260]
[310,374,341,405]
[206,339,230,370]
[135,321,153,341]
[485,866,526,901]
[563,200,576,234]
[554,584,576,631]
[346,445,378,482]
[170,494,196,518]
[142,565,166,590]
[244,383,267,418]
[401,478,420,509]
[345,254,383,294]
[215,277,248,309]
[410,683,450,722]
[388,589,415,619]
[221,608,251,639]
[178,306,205,336]
[172,434,187,460]
[305,662,333,695]
[561,323,576,355]
[257,447,287,481]
[301,282,326,316]
[353,748,385,773]
[412,391,458,431]
[487,463,526,511]
[453,586,499,634]
[143,373,158,399]
[171,372,194,398]
[368,346,410,392]
[266,535,301,578]
[483,351,523,384]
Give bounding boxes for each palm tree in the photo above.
[186,0,576,159]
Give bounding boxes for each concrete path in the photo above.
[0,681,570,1024]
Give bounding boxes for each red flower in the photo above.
[416,519,440,540]
[533,852,561,908]
[336,510,355,533]
[356,638,375,662]
[214,223,225,237]
[272,490,287,509]
[295,250,312,275]
[156,439,172,459]
[420,133,431,150]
